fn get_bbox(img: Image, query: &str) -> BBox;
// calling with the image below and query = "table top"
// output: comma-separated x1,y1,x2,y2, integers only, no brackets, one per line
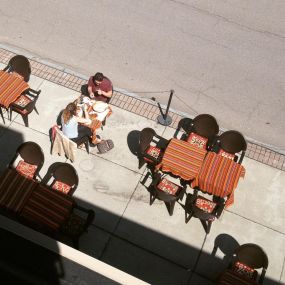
0,70,29,108
156,138,207,181
191,152,245,207
0,167,74,232
0,168,36,214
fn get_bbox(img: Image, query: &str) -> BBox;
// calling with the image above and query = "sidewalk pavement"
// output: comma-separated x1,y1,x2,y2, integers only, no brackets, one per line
0,59,284,285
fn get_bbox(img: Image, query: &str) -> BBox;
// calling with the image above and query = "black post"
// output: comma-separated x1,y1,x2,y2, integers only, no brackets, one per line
157,90,174,126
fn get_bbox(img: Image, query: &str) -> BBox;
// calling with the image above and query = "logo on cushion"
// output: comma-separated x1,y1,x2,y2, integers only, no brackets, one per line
195,197,216,213
52,181,72,194
187,133,208,149
218,149,235,160
146,146,161,159
157,178,179,195
233,261,257,280
16,160,37,179
14,95,32,108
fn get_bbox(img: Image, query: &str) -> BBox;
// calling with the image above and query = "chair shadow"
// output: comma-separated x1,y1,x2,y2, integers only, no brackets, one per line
127,130,140,156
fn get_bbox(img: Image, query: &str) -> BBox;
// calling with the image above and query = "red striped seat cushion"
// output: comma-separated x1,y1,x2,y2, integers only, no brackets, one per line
218,269,258,285
195,197,217,213
232,262,257,280
218,149,235,160
157,178,180,195
52,181,71,194
13,94,32,108
144,146,161,163
16,160,37,179
187,133,208,149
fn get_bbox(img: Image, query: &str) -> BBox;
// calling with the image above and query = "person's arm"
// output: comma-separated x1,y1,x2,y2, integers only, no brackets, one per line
97,89,112,98
87,77,95,98
76,116,91,125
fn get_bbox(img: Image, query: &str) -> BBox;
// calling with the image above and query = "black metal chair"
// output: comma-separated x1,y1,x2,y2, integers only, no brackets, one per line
212,130,247,164
184,190,225,234
175,114,219,150
138,127,169,170
9,88,41,127
218,243,268,284
59,203,95,249
142,171,186,216
41,162,79,196
4,55,31,82
9,141,44,180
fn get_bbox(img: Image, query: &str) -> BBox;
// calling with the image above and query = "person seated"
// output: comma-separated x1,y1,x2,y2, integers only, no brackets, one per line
61,103,92,143
81,72,113,103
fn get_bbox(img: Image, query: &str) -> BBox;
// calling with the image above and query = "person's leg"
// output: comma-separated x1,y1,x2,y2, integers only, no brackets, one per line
71,125,92,144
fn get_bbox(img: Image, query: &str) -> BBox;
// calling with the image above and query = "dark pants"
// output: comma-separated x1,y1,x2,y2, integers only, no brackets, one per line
71,125,92,144
81,84,89,96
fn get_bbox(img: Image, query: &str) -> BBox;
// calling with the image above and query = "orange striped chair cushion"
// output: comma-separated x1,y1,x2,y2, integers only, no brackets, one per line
187,133,208,150
195,197,217,213
0,70,29,108
156,138,207,181
16,160,37,179
218,269,258,285
52,181,71,194
13,94,32,108
218,149,235,160
191,152,245,207
157,178,179,195
233,262,257,280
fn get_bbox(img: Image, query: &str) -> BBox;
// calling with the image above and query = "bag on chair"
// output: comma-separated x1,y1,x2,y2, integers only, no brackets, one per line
97,139,114,154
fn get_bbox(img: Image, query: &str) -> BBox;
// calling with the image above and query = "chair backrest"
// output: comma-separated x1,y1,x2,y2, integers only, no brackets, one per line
174,117,193,139
215,130,247,163
192,114,219,140
7,55,31,82
16,141,44,167
24,89,41,113
139,128,156,153
43,162,79,195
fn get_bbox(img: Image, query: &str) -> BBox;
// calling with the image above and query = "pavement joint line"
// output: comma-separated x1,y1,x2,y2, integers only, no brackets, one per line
0,45,285,171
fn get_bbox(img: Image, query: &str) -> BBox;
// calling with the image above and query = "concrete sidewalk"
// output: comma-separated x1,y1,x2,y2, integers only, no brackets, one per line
0,56,284,284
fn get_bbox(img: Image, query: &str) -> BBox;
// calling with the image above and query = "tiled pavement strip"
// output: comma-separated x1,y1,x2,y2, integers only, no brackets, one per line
0,48,284,172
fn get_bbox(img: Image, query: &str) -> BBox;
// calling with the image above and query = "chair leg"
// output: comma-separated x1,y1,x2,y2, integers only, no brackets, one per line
166,201,175,216
34,106,39,115
185,211,193,224
138,157,146,169
0,108,5,124
201,219,213,234
22,115,29,127
84,139,89,154
150,193,156,205
72,237,79,250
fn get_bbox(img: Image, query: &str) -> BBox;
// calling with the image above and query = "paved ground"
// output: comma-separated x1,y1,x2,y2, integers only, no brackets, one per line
0,53,285,285
0,1,285,149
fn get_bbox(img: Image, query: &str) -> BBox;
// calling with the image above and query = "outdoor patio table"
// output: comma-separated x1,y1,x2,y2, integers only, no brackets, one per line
20,183,74,232
76,98,112,144
156,138,207,181
0,70,29,108
191,152,245,207
0,168,36,214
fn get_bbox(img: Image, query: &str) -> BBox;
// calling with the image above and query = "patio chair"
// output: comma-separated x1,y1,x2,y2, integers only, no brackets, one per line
9,88,41,127
141,171,186,216
218,243,268,284
9,141,44,180
3,54,31,82
41,162,79,196
60,203,95,249
184,190,225,234
212,130,247,164
51,126,89,162
138,127,169,169
175,114,219,150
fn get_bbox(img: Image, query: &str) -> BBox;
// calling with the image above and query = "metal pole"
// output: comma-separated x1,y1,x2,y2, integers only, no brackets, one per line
157,90,174,126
